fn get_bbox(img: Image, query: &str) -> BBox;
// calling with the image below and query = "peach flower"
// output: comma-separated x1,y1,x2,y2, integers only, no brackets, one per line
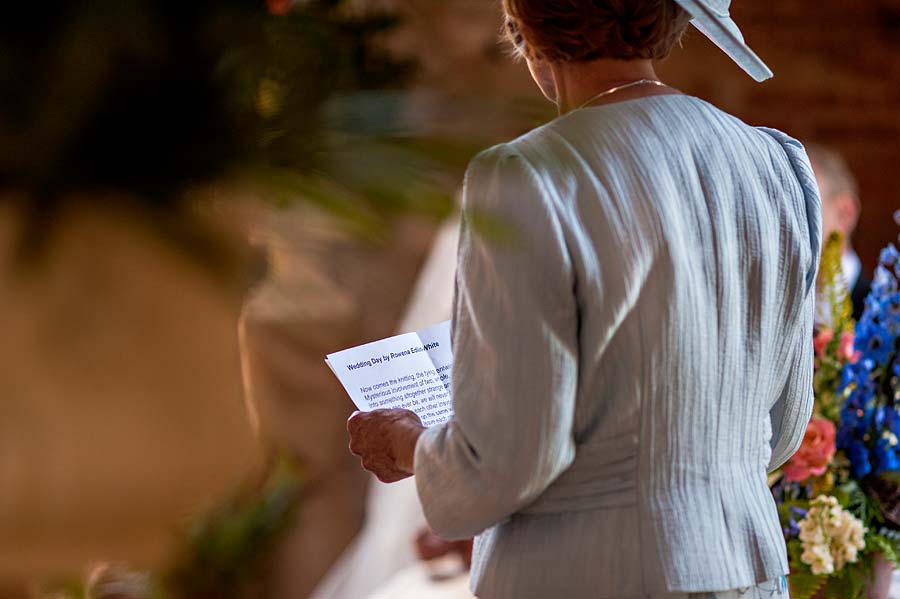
784,417,837,483
813,329,834,358
838,331,861,363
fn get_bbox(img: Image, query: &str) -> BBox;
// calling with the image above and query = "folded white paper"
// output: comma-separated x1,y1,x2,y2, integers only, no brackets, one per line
326,320,453,427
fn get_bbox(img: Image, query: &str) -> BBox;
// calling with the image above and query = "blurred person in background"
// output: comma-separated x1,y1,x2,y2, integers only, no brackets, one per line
805,143,870,320
310,214,470,599
346,0,820,598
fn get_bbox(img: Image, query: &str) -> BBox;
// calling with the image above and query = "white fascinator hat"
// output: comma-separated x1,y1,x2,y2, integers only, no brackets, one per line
673,0,773,81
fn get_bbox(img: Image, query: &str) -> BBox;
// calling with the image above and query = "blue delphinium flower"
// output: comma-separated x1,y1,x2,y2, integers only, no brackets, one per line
847,440,873,478
839,400,871,449
840,363,858,392
862,297,883,324
875,406,891,431
881,293,900,337
840,361,877,410
872,265,898,299
855,319,895,366
887,292,900,317
878,243,900,280
784,506,808,538
880,244,900,269
845,401,873,433
873,437,900,475
837,240,900,480
790,506,809,519
837,418,853,452
840,358,875,395
887,407,900,436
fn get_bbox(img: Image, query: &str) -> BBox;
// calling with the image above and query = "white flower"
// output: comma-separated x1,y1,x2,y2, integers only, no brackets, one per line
799,523,826,545
802,542,835,575
798,495,867,575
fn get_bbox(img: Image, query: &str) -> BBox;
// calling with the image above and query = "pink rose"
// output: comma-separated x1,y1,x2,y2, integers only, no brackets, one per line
839,331,861,363
783,417,837,483
814,329,834,358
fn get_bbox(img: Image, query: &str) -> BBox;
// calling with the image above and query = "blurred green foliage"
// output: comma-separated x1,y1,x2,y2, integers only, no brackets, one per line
39,458,304,599
156,458,304,599
0,0,459,273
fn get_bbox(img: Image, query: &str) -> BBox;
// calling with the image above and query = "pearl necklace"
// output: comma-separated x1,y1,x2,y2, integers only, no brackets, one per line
575,79,666,110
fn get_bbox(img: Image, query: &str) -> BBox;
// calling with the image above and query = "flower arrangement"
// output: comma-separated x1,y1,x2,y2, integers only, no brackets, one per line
771,230,900,599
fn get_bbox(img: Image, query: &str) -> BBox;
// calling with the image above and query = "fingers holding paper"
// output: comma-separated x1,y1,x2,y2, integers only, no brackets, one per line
347,408,426,483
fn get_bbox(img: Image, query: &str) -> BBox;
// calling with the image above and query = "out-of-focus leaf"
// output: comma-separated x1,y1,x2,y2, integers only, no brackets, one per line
159,457,304,599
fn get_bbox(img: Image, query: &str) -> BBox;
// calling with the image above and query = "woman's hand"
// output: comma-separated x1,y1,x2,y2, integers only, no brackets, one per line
347,408,425,483
415,527,474,569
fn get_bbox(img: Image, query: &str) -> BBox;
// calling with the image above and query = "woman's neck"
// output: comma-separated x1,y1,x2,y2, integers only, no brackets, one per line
550,59,667,114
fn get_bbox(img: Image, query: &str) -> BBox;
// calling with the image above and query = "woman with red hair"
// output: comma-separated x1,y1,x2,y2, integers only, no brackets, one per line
349,2,819,597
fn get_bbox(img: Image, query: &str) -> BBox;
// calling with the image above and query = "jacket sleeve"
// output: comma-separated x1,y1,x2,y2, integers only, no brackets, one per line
413,145,580,540
768,289,816,472
760,128,823,472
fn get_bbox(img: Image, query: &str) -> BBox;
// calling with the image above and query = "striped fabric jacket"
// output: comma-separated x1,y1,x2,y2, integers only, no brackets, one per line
414,95,821,598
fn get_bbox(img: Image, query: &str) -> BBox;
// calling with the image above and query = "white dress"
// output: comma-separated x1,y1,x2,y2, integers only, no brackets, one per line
310,216,475,599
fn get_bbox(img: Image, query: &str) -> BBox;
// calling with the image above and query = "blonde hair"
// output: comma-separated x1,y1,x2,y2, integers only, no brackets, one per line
804,143,859,203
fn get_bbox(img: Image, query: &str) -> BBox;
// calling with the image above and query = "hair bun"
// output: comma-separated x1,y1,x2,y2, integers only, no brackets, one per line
503,0,691,63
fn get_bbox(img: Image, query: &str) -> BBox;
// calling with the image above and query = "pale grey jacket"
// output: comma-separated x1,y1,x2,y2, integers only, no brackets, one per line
414,95,821,599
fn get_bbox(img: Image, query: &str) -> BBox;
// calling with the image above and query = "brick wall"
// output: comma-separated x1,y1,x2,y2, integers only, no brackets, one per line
390,0,900,271
660,0,900,271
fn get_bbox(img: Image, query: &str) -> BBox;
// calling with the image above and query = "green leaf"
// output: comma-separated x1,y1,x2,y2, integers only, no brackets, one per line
826,563,867,599
870,532,900,568
789,570,826,599
160,456,304,599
